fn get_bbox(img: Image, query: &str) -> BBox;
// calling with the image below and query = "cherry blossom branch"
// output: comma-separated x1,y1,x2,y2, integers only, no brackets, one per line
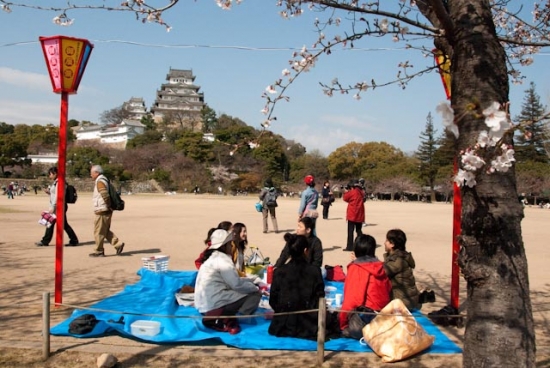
0,0,179,29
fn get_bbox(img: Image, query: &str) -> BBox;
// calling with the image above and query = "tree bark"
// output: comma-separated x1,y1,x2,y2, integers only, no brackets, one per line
449,1,536,366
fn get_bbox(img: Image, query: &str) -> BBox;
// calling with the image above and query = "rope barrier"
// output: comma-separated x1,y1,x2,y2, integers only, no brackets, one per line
54,302,467,320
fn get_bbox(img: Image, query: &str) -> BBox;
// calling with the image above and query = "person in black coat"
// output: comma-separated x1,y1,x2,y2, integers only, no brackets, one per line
274,217,323,268
268,234,325,339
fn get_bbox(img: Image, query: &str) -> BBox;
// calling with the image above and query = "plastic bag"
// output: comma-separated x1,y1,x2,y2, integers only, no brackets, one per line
361,299,434,362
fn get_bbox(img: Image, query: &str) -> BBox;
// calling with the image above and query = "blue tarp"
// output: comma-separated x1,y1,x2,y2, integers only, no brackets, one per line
51,269,462,353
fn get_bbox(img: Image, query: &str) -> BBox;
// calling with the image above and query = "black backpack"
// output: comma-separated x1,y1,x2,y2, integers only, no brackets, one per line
68,314,98,335
65,184,78,204
107,179,125,211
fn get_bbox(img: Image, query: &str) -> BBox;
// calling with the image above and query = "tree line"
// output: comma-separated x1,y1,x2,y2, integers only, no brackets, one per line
1,84,548,199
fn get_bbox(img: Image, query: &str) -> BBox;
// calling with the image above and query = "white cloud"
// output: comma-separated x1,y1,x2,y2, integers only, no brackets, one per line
0,67,51,92
0,98,58,125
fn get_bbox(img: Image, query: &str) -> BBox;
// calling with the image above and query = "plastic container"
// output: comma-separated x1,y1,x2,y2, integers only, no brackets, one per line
175,293,195,307
141,255,170,272
130,320,161,336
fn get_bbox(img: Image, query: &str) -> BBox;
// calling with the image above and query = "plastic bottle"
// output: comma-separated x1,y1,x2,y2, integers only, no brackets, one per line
267,265,274,284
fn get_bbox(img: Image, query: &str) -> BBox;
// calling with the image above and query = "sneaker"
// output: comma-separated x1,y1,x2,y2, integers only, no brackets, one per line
65,242,79,247
342,248,353,252
89,251,105,257
115,243,125,255
35,242,48,247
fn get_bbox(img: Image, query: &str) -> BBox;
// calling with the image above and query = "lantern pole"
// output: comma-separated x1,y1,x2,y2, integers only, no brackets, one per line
40,35,93,305
434,50,461,311
54,91,69,305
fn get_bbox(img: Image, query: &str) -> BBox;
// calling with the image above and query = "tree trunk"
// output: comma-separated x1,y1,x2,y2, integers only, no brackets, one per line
450,1,535,366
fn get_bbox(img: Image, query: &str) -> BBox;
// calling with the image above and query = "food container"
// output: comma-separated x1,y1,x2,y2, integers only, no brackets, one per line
130,320,161,336
141,255,170,272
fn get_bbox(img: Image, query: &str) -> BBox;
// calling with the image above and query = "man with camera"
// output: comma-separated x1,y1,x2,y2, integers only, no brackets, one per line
342,180,365,252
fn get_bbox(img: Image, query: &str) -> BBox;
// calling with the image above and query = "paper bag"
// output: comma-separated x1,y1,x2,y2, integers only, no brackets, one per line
361,299,434,362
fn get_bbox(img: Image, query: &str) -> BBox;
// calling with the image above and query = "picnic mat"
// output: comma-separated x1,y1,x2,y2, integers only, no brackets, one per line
51,269,462,353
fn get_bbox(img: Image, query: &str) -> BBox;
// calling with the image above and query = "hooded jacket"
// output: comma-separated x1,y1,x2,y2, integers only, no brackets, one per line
339,256,392,330
383,249,420,310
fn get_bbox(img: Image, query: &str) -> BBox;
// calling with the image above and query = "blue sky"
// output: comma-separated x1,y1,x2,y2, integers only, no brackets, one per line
1,1,549,156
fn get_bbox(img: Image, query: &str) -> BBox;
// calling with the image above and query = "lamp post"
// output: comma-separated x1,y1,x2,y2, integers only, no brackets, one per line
434,49,461,312
40,35,93,305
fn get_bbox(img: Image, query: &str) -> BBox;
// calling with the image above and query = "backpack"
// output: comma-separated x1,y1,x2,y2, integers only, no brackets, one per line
102,178,125,211
325,265,346,282
264,189,277,207
68,314,99,335
65,184,78,204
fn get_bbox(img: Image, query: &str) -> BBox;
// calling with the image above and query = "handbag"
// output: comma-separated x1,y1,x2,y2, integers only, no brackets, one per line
347,306,376,339
302,193,319,218
361,299,434,362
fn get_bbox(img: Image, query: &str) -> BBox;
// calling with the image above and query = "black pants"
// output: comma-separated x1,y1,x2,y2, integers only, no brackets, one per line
346,221,362,250
322,203,330,219
42,206,79,245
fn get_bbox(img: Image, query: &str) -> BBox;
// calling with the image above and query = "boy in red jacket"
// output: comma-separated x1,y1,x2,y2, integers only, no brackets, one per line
339,234,392,338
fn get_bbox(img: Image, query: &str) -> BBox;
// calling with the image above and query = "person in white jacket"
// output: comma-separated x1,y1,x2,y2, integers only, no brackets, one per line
194,229,262,334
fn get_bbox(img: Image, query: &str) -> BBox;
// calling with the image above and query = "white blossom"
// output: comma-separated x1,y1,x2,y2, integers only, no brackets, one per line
282,69,291,77
248,142,259,149
260,106,269,115
265,85,277,94
353,93,361,100
461,149,485,171
482,101,508,132
454,169,477,188
380,19,389,33
436,101,459,138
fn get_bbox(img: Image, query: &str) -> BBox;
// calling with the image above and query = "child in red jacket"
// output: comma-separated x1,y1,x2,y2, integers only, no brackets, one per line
339,234,392,338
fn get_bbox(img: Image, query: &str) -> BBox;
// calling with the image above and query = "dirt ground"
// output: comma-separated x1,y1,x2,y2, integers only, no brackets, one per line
1,193,549,367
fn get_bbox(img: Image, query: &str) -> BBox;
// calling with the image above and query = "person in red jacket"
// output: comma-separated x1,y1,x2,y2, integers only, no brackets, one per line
342,180,365,251
339,234,392,338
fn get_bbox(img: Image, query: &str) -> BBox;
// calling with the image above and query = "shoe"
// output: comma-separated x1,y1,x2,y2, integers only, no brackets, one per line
343,248,353,252
89,251,105,257
35,242,48,247
227,320,241,335
115,243,125,255
65,242,79,247
262,231,267,234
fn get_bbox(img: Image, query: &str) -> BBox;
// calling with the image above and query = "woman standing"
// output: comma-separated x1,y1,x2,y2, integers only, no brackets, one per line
321,181,333,220
298,175,319,236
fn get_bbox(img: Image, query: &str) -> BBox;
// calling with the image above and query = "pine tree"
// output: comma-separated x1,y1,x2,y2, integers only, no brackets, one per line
514,82,550,163
416,112,439,201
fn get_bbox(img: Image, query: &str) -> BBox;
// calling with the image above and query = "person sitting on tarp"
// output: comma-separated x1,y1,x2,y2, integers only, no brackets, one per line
194,229,262,334
274,217,323,268
268,234,326,339
339,234,392,339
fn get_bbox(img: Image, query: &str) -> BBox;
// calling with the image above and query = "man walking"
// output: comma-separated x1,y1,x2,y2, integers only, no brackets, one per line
36,167,79,247
89,165,125,257
343,180,365,251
